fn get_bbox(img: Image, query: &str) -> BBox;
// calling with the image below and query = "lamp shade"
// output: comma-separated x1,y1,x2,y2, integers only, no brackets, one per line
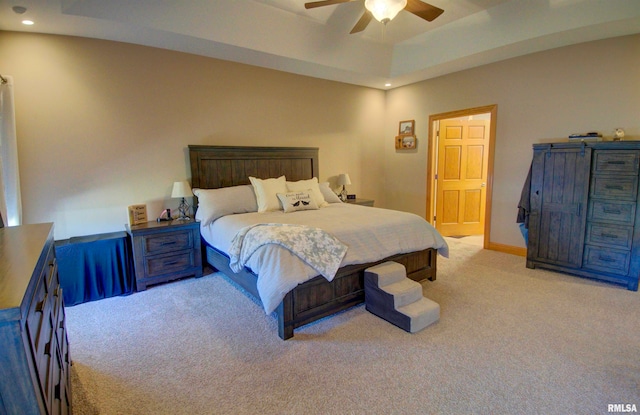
337,174,352,186
364,0,407,23
171,181,192,198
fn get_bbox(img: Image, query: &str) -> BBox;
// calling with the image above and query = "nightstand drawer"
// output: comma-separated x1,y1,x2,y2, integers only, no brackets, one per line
143,230,194,255
145,250,196,277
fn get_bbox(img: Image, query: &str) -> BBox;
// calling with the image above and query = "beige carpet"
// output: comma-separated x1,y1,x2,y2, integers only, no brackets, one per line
66,237,640,414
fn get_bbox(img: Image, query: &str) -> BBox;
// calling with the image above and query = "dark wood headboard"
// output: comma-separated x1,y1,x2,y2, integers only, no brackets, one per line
188,145,319,189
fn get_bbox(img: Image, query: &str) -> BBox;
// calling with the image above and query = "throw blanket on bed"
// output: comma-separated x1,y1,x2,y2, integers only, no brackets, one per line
229,223,348,282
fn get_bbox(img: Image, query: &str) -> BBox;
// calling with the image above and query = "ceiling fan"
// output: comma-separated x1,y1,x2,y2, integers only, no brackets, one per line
304,0,444,34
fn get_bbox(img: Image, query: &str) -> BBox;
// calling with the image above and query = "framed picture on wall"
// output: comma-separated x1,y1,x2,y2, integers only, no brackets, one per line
399,120,415,136
395,135,417,149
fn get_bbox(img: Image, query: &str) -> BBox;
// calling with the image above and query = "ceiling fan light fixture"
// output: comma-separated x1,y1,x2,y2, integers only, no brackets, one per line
364,0,407,23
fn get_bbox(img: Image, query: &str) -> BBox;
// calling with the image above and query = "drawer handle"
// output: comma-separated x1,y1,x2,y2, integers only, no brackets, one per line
600,233,619,239
164,260,179,266
606,160,626,165
605,185,624,190
598,256,616,263
161,241,177,246
603,208,622,214
36,293,48,313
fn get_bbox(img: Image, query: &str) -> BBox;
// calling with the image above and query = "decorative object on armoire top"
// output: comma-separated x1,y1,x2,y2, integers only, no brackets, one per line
568,132,602,142
172,180,192,220
614,128,626,141
337,173,351,202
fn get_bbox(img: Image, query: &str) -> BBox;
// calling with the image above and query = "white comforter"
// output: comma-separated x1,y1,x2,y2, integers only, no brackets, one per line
200,203,448,314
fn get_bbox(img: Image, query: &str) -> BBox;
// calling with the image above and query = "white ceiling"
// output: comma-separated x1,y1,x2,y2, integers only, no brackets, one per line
1,0,639,89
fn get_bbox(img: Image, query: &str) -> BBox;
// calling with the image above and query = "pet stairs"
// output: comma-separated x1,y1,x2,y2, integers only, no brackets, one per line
364,261,440,333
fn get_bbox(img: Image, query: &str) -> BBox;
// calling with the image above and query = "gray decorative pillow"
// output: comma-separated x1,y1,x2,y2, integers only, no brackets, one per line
193,185,258,226
277,190,319,213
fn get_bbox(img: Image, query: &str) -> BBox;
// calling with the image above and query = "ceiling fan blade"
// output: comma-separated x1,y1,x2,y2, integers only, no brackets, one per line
405,0,444,22
350,11,373,34
304,0,353,9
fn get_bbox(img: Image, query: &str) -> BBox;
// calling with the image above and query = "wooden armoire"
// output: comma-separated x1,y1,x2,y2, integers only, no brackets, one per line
526,141,640,291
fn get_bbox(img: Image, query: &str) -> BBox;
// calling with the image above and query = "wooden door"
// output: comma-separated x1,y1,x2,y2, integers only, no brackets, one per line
436,118,490,236
527,146,591,268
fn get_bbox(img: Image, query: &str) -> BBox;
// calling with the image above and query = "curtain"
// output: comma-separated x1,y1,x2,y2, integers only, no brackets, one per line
0,75,22,226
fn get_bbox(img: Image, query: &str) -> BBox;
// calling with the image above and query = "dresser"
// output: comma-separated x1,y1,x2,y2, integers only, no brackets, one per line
0,223,72,415
526,142,640,291
126,219,202,290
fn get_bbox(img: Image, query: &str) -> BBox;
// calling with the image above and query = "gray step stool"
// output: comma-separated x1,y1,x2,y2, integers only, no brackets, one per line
364,261,440,333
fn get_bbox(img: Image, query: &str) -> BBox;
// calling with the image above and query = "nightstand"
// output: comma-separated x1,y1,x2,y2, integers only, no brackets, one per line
346,198,374,207
126,219,202,290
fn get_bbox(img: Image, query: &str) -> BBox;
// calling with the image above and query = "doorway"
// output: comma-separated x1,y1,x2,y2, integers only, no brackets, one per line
427,105,497,249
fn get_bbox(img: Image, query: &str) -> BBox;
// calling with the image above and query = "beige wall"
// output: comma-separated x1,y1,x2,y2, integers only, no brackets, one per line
0,32,386,239
1,31,638,248
385,34,640,248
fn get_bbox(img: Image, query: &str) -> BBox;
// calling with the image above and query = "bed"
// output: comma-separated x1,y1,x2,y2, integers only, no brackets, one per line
189,145,447,339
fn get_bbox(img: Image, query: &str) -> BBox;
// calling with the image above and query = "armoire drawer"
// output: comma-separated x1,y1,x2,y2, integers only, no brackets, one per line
589,200,636,225
585,223,633,250
593,151,639,174
582,245,630,276
590,176,638,200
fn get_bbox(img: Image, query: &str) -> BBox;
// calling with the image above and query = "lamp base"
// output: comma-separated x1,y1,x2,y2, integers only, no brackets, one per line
339,186,348,202
177,198,191,221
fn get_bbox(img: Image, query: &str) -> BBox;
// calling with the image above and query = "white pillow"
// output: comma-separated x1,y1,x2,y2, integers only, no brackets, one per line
286,177,328,207
249,176,287,212
276,191,319,213
193,185,258,226
319,182,343,204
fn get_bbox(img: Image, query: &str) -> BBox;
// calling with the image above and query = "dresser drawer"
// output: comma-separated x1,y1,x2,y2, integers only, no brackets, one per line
143,230,194,255
589,200,636,225
593,151,639,174
583,245,630,276
145,250,196,277
586,223,633,250
26,269,54,362
590,176,638,201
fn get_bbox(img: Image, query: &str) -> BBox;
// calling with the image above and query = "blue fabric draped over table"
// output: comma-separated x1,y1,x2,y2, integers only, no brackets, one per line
55,231,135,306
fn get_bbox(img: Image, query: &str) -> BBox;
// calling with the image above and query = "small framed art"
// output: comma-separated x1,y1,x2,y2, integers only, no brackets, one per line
128,204,148,225
399,120,415,136
395,135,417,149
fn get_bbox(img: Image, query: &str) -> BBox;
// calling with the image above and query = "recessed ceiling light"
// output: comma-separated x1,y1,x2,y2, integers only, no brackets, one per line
385,83,391,87
22,19,34,25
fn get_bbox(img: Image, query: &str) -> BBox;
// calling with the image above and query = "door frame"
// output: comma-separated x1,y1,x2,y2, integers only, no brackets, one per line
427,104,497,249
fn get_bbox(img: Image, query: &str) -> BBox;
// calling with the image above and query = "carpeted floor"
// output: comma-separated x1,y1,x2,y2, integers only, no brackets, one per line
65,237,640,414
